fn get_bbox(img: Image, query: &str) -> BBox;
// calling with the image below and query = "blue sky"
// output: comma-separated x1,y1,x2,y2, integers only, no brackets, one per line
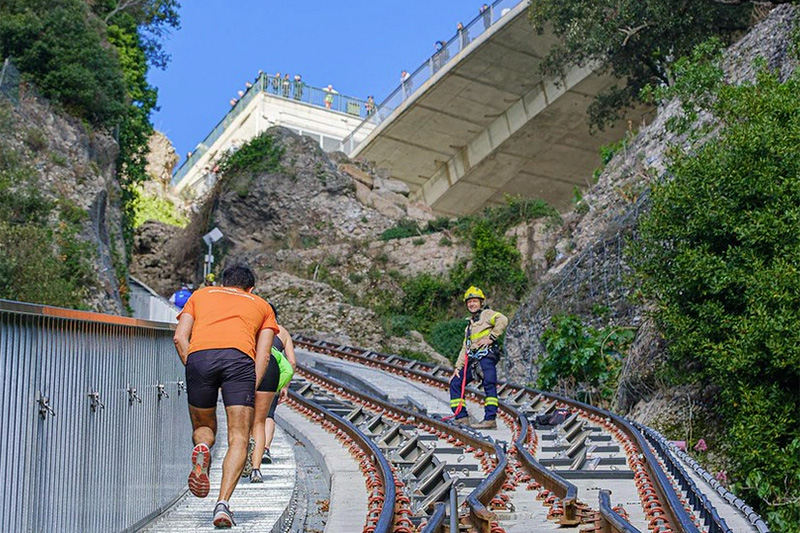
148,1,491,164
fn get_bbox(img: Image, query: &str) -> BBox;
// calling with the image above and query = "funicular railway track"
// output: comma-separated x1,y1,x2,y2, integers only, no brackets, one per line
288,335,768,533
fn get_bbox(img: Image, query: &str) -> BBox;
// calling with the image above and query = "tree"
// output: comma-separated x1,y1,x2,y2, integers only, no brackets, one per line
528,0,754,129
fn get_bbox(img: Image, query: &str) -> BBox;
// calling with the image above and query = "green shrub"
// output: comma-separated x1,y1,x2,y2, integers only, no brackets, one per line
429,318,468,363
383,314,420,337
380,218,421,241
632,43,800,530
401,273,454,326
218,133,284,177
131,187,188,228
537,315,633,405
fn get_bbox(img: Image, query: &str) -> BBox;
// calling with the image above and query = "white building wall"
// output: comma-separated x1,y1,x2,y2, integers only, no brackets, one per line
174,91,376,198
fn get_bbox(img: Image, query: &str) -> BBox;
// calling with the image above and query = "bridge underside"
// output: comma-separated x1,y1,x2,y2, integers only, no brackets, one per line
354,4,646,215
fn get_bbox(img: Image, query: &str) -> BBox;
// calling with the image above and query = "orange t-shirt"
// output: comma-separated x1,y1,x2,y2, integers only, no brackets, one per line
178,286,278,359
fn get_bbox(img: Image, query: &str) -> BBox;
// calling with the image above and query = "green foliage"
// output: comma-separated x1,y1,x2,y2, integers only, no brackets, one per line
0,0,127,124
429,318,468,363
401,273,455,324
454,194,558,236
462,220,527,298
528,0,752,129
0,0,180,257
0,163,96,308
632,47,800,530
380,218,422,241
218,133,284,178
131,187,188,228
538,315,633,405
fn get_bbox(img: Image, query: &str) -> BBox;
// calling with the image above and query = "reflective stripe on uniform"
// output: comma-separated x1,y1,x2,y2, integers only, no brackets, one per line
451,399,467,407
484,396,498,406
490,312,501,326
469,328,492,342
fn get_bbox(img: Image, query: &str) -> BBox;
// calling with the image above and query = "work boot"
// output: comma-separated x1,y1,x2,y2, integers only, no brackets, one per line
470,419,497,430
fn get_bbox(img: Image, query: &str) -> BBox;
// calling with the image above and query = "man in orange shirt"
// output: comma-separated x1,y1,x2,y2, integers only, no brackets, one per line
173,263,278,528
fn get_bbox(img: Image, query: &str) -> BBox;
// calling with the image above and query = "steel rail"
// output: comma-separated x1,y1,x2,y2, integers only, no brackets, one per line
599,489,643,533
297,363,509,533
294,335,702,533
287,386,396,533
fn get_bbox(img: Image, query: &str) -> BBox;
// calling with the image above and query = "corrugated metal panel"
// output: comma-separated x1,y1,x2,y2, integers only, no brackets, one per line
0,300,191,532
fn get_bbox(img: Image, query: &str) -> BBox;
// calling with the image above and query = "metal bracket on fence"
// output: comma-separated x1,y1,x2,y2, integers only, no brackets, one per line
157,383,169,400
88,391,105,412
127,384,142,405
177,379,186,396
37,393,56,419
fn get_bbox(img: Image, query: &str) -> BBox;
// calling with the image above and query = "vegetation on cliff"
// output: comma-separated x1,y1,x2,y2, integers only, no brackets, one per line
0,0,180,256
631,40,800,530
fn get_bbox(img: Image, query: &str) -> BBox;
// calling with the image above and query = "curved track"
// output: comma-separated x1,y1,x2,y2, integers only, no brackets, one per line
139,336,769,533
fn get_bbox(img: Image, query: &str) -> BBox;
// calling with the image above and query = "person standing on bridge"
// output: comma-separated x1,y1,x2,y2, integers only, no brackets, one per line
249,303,296,483
173,263,278,528
448,286,508,430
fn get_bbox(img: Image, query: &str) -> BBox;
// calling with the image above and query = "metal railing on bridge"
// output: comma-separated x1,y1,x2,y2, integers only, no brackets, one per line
171,73,369,186
0,300,189,533
339,0,526,155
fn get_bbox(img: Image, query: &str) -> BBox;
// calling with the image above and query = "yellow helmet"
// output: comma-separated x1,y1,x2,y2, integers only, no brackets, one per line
463,286,486,301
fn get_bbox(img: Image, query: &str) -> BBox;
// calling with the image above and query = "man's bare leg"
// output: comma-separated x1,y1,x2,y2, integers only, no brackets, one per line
250,391,275,469
217,405,254,502
189,405,218,448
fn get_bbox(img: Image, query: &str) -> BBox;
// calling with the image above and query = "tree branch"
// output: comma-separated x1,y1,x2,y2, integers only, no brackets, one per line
618,23,650,47
103,0,145,23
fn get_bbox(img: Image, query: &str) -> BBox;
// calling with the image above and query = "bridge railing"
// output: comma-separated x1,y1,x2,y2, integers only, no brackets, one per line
172,74,369,186
0,300,189,533
340,0,525,155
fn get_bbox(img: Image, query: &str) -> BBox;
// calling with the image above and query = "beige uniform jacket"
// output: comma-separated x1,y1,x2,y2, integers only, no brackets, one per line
454,307,508,370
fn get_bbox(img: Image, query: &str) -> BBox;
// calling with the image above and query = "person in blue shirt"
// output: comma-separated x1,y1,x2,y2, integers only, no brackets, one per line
170,284,193,309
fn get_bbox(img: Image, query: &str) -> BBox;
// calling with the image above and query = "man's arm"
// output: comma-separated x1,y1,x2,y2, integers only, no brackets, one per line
284,334,297,371
173,314,194,365
254,328,275,389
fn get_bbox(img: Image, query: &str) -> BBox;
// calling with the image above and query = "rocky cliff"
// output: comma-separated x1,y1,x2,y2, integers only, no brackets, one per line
130,128,464,363
0,91,126,313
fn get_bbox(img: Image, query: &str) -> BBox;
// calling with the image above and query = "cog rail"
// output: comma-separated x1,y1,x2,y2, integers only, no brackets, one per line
293,335,715,533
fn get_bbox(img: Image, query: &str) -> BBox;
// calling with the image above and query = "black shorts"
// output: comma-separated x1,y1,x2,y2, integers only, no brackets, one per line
257,353,279,393
186,348,255,408
267,394,279,420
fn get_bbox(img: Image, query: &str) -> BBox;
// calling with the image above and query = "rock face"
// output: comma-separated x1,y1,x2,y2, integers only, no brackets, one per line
132,127,463,358
0,93,125,313
504,5,798,416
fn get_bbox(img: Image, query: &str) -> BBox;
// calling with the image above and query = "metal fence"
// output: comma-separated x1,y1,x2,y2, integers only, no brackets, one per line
505,192,650,384
339,0,525,154
0,300,190,533
171,73,369,186
0,57,21,105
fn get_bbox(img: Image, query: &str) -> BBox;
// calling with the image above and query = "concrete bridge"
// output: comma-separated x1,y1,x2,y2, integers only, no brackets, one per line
341,0,643,215
173,0,644,213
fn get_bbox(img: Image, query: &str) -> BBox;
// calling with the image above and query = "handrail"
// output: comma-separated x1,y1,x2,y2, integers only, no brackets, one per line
0,298,175,330
339,0,526,155
172,73,369,186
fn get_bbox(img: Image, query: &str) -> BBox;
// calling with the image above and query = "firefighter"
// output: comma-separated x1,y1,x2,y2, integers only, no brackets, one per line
448,286,508,429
